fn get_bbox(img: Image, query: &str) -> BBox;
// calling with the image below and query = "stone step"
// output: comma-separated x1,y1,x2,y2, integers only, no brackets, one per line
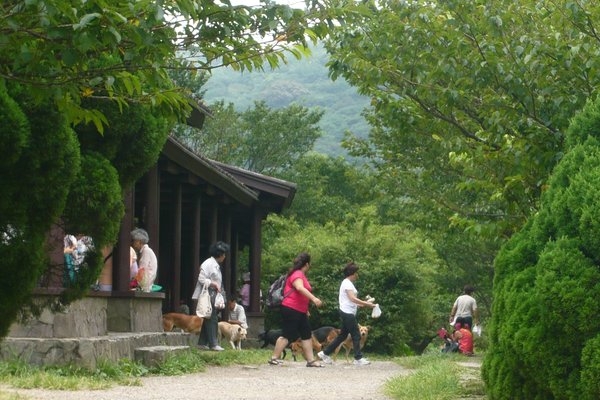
134,345,190,367
0,331,195,369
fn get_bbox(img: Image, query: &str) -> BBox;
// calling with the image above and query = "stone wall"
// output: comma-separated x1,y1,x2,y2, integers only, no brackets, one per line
1,291,266,368
8,297,107,338
1,290,168,368
0,332,195,369
8,290,165,338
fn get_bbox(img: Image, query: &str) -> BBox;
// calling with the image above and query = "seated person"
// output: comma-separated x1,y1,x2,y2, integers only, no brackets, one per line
227,297,248,329
438,327,458,353
453,323,474,355
130,228,158,292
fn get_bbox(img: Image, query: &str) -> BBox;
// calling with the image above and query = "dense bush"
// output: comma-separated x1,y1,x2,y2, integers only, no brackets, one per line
261,211,448,355
0,84,81,336
482,97,600,399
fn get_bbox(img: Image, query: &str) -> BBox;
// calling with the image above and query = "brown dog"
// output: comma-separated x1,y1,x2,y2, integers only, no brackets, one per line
324,328,341,347
290,334,322,361
162,312,203,334
218,321,248,350
333,324,369,362
313,326,341,348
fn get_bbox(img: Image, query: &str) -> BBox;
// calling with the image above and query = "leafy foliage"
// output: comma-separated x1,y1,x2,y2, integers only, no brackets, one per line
482,96,600,399
0,0,350,129
279,153,377,224
261,213,447,355
0,0,353,338
177,100,324,174
324,0,600,239
0,83,80,337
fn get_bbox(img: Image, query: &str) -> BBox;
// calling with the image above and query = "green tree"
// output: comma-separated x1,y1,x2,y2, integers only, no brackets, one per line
323,0,600,328
175,100,243,162
482,97,600,399
326,0,600,238
279,152,377,225
0,0,350,338
1,0,346,128
177,100,324,174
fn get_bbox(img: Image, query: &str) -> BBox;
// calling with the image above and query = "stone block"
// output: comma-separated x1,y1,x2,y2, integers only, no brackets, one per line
106,295,163,332
8,297,107,338
134,345,190,367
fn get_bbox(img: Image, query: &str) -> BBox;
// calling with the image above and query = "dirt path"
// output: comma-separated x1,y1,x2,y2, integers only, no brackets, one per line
1,360,410,400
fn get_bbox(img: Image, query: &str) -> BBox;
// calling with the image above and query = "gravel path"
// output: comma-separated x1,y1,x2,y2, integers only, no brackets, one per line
1,360,409,400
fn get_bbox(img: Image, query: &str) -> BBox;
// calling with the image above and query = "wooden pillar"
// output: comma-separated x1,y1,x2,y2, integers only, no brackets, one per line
192,194,202,296
221,209,232,298
249,208,263,313
171,183,182,311
229,232,239,300
146,165,160,255
209,200,218,245
114,189,135,292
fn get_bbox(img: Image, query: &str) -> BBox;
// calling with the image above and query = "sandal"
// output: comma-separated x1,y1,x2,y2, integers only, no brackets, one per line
306,360,324,368
268,358,282,365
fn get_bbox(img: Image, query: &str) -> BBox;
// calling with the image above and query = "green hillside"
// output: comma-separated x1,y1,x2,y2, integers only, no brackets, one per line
202,44,371,157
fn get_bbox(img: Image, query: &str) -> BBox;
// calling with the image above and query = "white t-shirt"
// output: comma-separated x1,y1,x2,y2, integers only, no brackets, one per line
339,278,358,315
453,294,477,318
198,256,222,289
228,303,248,329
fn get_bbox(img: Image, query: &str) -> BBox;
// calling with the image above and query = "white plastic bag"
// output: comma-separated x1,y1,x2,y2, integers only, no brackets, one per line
214,291,226,310
473,324,482,337
371,304,382,318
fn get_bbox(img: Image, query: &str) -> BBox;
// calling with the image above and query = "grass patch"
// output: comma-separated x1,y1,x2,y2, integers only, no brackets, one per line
0,357,146,390
0,391,29,400
0,348,276,391
386,353,486,400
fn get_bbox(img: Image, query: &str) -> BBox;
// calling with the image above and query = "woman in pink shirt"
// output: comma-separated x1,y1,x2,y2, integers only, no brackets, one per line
269,252,324,367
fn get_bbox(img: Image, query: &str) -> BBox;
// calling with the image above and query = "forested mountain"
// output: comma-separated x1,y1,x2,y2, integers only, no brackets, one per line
202,44,370,157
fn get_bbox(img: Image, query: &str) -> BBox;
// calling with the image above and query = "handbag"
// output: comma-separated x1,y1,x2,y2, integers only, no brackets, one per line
196,282,212,318
214,291,226,310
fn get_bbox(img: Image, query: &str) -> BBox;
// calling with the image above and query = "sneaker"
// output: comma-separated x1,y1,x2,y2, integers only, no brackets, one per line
211,345,225,351
197,344,209,350
317,351,333,364
353,357,371,366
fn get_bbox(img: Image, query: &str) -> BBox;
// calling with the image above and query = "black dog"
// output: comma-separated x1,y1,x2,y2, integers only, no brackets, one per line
258,328,287,359
312,326,339,346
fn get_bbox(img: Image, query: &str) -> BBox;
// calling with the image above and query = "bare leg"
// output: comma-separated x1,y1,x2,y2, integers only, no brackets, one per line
301,338,314,362
271,336,288,360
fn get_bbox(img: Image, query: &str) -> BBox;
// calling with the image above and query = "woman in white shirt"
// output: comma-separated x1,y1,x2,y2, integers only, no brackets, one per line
193,241,230,351
317,262,376,365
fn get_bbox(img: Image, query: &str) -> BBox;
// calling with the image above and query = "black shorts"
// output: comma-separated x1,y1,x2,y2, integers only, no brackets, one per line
280,305,312,342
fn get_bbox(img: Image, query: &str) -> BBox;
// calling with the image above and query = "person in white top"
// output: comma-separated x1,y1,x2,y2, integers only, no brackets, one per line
193,241,230,351
227,297,248,329
129,246,138,280
318,262,376,366
130,228,158,292
449,285,478,331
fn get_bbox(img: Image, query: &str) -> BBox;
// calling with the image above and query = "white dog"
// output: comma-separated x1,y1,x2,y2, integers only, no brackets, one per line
218,321,248,350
